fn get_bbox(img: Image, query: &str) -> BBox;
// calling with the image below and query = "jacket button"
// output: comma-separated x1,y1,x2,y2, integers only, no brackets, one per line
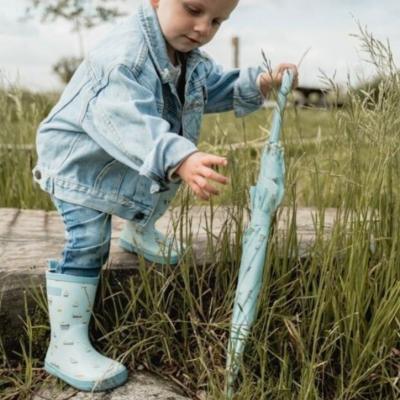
34,170,41,180
135,212,145,220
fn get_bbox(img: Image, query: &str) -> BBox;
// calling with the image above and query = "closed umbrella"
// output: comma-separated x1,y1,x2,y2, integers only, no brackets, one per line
226,69,294,399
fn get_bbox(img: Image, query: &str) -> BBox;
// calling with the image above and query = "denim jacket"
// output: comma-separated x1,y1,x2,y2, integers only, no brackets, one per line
33,0,264,224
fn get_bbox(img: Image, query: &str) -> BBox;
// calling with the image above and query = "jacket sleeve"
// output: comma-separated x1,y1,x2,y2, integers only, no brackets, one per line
83,63,198,191
202,57,265,117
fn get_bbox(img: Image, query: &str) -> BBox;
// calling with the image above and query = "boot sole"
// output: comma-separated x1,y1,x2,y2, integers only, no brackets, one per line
119,238,180,265
45,361,128,392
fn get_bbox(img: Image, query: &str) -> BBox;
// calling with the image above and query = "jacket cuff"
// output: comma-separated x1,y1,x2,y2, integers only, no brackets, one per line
233,66,264,117
139,138,198,191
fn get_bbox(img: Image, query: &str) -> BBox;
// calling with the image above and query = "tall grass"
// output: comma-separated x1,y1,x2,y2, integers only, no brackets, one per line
0,77,55,210
2,28,400,399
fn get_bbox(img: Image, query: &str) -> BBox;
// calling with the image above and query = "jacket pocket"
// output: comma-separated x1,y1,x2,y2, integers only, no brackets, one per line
94,159,131,196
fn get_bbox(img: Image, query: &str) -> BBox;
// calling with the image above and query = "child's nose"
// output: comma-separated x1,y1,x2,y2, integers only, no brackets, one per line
194,18,212,36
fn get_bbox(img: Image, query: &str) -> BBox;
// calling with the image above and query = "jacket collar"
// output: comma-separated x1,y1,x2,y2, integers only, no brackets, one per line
137,1,204,82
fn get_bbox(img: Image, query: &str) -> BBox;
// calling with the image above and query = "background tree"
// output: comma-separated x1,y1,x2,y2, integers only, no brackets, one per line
24,0,127,83
52,56,83,84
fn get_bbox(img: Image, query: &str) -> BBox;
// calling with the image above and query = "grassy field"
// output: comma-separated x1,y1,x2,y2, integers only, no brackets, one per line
0,86,335,210
0,85,56,210
3,31,400,399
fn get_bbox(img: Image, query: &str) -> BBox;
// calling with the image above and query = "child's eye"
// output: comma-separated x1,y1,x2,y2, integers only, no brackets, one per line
185,6,201,15
212,19,222,26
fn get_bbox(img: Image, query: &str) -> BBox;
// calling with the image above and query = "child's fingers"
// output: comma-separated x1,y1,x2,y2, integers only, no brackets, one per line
176,152,230,200
200,166,229,185
192,180,221,201
277,63,299,88
200,155,229,184
197,180,220,197
190,169,228,200
191,181,217,201
201,154,228,168
192,185,211,201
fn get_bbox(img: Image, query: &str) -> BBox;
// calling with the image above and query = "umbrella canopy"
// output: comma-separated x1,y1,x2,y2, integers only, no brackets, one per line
226,69,294,399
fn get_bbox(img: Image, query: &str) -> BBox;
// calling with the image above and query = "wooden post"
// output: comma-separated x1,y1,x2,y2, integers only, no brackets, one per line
231,36,239,68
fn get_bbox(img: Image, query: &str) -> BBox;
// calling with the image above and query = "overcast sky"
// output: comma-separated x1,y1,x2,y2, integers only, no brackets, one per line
1,0,399,93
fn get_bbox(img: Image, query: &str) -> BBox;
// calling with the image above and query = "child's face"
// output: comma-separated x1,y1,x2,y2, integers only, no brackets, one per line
150,0,239,62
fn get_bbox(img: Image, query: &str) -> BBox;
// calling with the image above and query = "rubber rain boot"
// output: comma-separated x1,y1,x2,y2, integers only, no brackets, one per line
45,271,128,391
119,183,184,264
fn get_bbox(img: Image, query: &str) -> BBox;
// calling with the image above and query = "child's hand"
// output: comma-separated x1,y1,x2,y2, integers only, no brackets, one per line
259,63,299,96
175,152,229,201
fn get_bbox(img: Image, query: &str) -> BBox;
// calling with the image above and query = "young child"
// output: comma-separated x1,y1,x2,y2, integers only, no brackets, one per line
33,0,298,392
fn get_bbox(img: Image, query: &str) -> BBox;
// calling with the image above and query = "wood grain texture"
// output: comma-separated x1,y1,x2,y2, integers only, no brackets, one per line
0,206,337,349
0,206,337,276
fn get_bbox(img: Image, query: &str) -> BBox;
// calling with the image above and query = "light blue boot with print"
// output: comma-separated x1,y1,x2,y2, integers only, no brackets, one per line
119,183,185,264
45,271,128,391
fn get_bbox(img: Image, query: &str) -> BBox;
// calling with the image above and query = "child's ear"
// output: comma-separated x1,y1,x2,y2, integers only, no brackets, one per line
149,0,159,8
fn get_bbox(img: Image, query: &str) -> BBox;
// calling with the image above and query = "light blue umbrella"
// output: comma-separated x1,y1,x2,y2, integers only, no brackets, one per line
226,69,294,398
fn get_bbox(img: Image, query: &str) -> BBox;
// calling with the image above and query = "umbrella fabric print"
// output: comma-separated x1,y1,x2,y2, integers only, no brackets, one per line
226,69,294,399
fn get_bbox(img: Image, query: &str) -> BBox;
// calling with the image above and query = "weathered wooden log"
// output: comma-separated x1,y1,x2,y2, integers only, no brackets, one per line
0,206,335,359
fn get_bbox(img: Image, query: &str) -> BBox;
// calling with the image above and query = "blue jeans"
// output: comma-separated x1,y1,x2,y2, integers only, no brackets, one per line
51,197,112,277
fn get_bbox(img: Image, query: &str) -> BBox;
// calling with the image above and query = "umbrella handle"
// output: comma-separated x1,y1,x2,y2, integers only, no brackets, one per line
269,69,294,143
